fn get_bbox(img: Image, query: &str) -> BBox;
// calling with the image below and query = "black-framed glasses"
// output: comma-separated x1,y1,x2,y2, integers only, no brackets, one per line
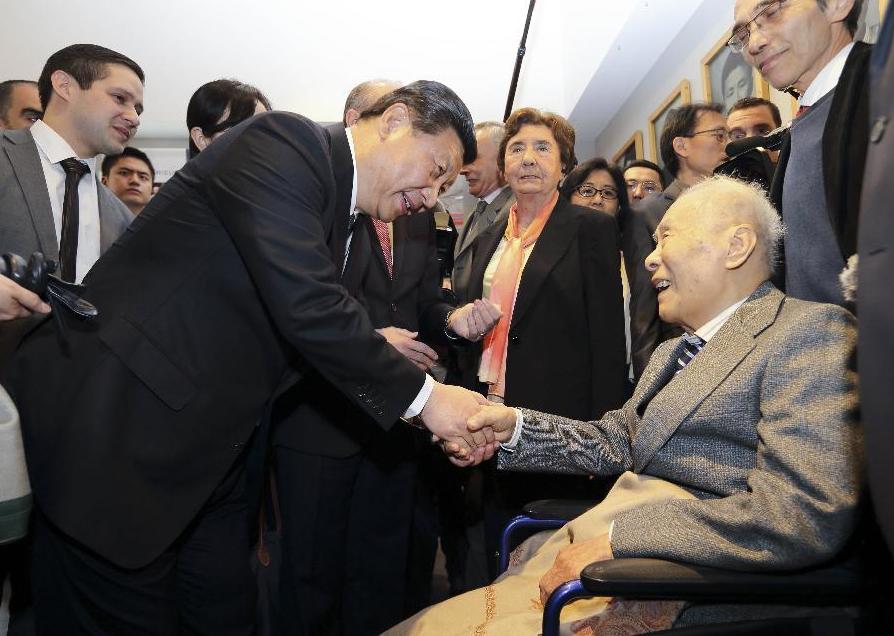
625,179,661,195
684,128,731,144
727,0,789,53
575,184,618,200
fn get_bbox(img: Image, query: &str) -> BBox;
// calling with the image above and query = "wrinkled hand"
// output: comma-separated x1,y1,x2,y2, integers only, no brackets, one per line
420,383,496,465
448,299,502,342
0,276,50,321
539,533,613,604
467,403,518,443
377,327,438,370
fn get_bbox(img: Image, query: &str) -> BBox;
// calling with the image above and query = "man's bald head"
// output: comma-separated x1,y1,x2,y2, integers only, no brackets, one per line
343,79,402,126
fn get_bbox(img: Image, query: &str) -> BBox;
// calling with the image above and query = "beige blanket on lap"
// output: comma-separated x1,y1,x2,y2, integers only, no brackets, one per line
384,472,696,635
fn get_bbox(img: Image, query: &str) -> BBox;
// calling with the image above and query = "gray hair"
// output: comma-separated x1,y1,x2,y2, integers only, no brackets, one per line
342,79,402,124
680,175,785,274
474,120,505,147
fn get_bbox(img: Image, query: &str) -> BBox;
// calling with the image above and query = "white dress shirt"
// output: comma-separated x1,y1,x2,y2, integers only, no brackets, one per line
344,127,434,417
800,42,854,107
29,120,101,284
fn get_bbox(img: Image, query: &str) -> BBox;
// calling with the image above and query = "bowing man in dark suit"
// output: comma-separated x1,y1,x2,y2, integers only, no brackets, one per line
461,108,628,578
272,80,500,635
4,81,495,635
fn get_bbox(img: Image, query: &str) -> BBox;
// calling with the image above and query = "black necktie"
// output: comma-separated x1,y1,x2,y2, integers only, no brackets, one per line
675,333,705,374
461,199,487,250
58,157,90,282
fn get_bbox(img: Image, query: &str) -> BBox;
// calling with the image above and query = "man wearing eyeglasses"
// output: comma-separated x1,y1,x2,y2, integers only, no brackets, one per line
625,103,728,380
732,0,870,306
623,159,666,203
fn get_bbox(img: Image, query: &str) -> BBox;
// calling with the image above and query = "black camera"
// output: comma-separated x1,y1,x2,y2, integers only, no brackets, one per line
1,251,98,319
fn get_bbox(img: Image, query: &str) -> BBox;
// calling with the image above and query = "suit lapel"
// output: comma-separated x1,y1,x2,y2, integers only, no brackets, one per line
343,215,371,291
466,216,507,300
97,179,133,252
510,198,576,329
632,283,783,472
456,186,513,261
4,130,59,258
325,125,354,268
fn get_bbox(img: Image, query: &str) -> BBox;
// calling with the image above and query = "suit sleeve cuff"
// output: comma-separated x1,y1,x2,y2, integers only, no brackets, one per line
403,374,435,418
499,408,525,452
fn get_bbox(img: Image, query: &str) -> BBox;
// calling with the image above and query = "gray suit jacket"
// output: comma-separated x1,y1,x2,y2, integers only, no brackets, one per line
451,186,514,303
500,282,861,571
0,127,133,261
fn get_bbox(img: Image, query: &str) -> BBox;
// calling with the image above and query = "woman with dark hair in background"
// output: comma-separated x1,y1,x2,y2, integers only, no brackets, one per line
560,157,634,384
460,109,628,580
186,79,272,157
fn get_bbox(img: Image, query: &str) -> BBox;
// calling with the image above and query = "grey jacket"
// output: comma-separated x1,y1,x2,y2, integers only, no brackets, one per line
0,127,133,260
500,282,861,571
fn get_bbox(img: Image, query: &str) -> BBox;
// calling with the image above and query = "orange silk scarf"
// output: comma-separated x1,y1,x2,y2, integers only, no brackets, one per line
478,191,558,399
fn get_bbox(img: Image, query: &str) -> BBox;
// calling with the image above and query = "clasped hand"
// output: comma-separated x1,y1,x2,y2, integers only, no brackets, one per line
447,299,502,342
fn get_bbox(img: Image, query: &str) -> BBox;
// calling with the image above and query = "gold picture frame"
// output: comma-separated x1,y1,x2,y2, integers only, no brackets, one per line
649,80,691,165
612,131,644,167
701,32,770,111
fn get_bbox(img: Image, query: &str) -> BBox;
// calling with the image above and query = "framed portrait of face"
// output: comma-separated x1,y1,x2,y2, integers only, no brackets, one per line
702,33,769,114
648,80,691,167
612,131,644,168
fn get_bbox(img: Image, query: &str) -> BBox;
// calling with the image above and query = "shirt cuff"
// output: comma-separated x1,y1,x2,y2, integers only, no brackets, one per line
403,374,435,418
499,408,525,452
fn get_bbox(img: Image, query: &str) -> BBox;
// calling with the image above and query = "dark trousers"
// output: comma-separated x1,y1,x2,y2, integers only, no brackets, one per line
30,456,255,636
275,429,417,636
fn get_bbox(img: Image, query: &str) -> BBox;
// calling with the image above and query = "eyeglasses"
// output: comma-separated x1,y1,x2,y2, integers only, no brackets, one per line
625,180,661,195
684,128,730,144
575,184,618,200
727,0,789,53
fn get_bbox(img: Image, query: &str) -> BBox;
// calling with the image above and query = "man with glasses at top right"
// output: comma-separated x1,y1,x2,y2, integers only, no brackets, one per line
731,0,869,306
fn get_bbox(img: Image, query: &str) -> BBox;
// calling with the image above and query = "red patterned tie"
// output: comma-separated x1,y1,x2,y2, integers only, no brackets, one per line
372,218,393,277
795,104,811,118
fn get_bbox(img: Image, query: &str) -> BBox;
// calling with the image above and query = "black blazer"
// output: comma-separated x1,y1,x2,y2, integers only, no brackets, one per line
771,41,872,270
273,209,453,458
4,114,425,568
462,197,628,421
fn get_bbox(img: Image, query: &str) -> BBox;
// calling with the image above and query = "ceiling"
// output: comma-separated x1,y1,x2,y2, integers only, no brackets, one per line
0,0,708,152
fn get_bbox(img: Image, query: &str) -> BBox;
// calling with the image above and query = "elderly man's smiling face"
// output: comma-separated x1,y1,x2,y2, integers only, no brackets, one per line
733,0,855,94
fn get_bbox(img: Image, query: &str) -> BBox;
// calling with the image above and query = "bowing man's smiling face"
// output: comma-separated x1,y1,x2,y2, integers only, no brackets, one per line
359,102,463,222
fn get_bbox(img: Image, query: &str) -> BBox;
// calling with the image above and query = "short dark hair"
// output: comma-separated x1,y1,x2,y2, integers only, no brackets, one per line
101,146,155,181
817,0,863,36
186,79,272,158
624,159,668,189
497,107,576,176
560,157,630,226
660,103,724,178
728,96,783,128
38,44,145,111
0,80,38,122
358,80,477,165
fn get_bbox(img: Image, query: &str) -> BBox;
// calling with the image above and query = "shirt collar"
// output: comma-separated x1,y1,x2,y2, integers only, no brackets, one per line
800,42,854,107
30,119,97,174
345,126,359,221
694,297,748,342
482,186,504,205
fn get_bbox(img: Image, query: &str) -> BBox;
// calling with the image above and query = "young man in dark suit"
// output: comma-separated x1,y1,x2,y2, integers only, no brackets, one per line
5,80,496,635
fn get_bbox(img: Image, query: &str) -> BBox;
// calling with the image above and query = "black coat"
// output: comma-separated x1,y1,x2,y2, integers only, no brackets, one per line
4,114,424,568
462,196,628,421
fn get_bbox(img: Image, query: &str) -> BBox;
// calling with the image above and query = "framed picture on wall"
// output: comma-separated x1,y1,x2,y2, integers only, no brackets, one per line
612,131,644,167
857,0,888,44
649,80,691,166
701,33,769,113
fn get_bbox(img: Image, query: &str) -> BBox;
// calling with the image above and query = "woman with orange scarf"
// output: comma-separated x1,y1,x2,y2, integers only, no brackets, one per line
460,108,629,580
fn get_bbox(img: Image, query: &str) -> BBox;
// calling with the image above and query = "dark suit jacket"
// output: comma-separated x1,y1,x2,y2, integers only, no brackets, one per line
858,11,894,555
462,196,627,421
452,186,514,303
273,209,453,458
623,180,686,380
4,113,425,568
771,41,872,277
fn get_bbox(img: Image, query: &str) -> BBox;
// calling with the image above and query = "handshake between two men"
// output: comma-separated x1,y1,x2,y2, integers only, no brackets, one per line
381,296,520,467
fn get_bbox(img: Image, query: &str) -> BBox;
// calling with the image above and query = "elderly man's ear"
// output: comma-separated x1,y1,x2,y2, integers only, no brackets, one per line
725,225,758,270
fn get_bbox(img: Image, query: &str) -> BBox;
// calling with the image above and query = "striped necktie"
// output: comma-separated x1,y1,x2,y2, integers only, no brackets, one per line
675,333,706,374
